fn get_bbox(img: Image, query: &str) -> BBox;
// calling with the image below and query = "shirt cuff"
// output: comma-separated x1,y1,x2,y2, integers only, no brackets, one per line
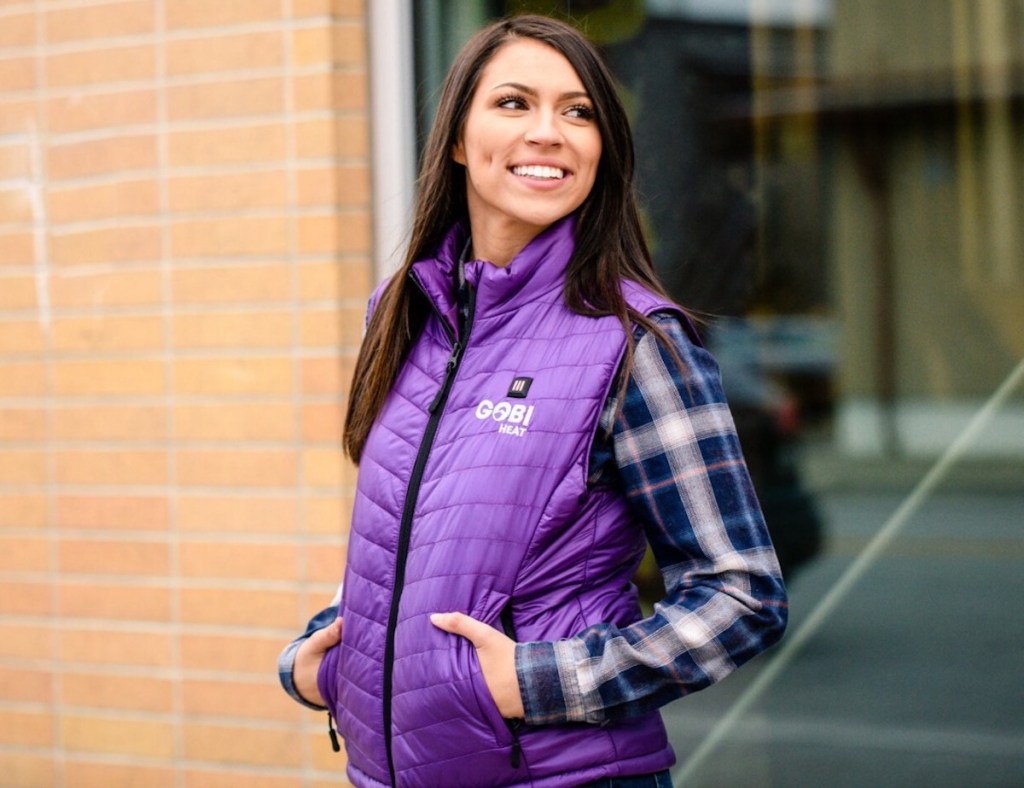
278,638,328,711
516,639,593,726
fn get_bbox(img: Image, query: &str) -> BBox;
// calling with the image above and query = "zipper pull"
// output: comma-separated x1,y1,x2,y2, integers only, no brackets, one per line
327,712,341,753
507,718,523,768
428,341,463,414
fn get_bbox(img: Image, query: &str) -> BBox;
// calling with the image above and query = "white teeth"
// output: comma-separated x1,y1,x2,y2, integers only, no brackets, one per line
512,165,565,179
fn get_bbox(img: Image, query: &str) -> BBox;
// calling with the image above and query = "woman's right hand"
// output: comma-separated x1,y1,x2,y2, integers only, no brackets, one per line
294,616,343,707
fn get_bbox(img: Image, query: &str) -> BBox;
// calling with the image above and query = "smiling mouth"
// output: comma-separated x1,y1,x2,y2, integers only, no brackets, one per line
511,165,566,180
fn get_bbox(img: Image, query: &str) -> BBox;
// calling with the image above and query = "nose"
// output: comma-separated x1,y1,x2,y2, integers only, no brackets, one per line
524,109,562,146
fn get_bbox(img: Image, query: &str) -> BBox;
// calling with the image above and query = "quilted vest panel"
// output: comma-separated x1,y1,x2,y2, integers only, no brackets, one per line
330,217,680,787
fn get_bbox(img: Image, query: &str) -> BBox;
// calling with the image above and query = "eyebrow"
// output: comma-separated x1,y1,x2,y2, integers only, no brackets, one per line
489,81,590,101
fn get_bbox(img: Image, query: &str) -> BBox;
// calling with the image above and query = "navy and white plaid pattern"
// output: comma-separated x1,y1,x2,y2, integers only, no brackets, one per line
281,313,787,725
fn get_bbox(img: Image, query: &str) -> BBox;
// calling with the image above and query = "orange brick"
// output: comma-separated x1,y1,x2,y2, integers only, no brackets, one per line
0,143,30,180
301,355,349,395
293,0,332,16
53,404,166,441
0,407,46,440
59,627,173,667
183,722,302,768
0,623,51,660
173,357,292,395
298,260,341,301
48,179,160,224
58,582,172,622
180,586,298,628
171,264,290,304
62,672,173,712
0,362,46,396
170,215,289,258
46,45,154,88
339,164,372,207
297,166,336,206
62,714,174,758
334,0,365,17
295,117,336,159
173,402,294,441
57,495,168,532
183,677,299,721
168,123,287,168
0,319,44,355
305,542,346,584
0,275,36,309
0,710,53,747
305,495,350,535
293,72,331,112
165,0,282,30
58,538,170,576
0,535,49,573
292,27,332,67
184,769,302,788
166,30,283,76
180,540,297,581
335,22,366,67
49,225,161,266
176,448,297,488
338,211,371,253
56,450,166,486
0,451,46,485
336,70,367,111
169,169,288,213
302,447,350,487
0,12,34,49
0,492,46,528
0,186,32,224
64,762,175,788
47,134,157,181
177,495,298,534
0,55,34,92
308,728,348,772
45,1,154,43
336,259,373,300
0,98,35,136
297,213,338,254
0,666,52,704
181,632,292,673
51,314,163,353
0,581,51,616
336,116,369,158
0,753,55,788
0,230,33,265
49,268,163,308
301,402,343,442
172,310,291,350
47,89,157,134
299,309,341,347
167,76,284,122
53,359,164,396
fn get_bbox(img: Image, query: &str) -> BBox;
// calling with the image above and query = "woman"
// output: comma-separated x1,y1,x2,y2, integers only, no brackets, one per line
280,14,787,787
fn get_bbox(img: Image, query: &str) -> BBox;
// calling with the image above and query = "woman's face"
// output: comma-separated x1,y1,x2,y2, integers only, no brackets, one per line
453,38,602,253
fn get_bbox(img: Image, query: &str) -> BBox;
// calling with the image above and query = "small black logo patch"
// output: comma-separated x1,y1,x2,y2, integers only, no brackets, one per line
507,376,533,398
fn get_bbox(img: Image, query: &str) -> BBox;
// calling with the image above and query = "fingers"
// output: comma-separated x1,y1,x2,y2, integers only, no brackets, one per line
307,616,343,654
430,611,493,647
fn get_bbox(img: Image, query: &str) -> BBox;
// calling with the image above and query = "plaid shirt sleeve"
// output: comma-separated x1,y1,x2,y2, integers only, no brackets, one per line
515,312,789,725
278,584,342,710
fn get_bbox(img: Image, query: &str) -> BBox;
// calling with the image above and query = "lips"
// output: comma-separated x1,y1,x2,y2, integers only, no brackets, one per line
511,164,566,180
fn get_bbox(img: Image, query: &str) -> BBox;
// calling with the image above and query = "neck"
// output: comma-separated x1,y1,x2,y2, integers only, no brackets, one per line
466,216,552,268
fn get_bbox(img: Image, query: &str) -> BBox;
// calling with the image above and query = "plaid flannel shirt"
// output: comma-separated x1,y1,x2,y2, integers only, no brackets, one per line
279,312,788,721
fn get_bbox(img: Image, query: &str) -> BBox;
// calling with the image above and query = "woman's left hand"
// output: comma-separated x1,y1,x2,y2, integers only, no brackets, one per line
430,611,526,719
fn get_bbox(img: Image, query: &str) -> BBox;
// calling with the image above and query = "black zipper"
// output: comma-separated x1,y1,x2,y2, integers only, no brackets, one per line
382,281,475,786
499,604,525,770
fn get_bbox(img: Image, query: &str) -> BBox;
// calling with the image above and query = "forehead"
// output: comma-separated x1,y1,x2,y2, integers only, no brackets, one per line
478,38,585,89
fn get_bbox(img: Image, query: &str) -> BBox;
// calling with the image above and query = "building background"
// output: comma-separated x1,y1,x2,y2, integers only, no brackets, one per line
0,0,369,785
2,1,1022,786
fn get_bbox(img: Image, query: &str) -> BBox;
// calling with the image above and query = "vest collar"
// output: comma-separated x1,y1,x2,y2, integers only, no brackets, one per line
410,214,578,337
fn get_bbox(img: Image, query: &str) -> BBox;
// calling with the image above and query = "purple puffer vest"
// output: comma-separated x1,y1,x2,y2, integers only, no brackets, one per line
322,216,680,787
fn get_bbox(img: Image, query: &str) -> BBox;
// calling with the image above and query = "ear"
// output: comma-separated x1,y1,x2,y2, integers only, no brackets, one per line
451,138,467,166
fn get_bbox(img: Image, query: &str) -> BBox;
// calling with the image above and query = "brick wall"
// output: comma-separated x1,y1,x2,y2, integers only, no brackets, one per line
0,1,370,785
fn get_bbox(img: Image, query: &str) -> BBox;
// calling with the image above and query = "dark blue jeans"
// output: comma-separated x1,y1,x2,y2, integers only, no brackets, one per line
577,769,673,788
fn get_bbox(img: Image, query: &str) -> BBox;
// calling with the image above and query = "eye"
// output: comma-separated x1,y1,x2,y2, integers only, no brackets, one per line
565,104,595,121
495,93,528,111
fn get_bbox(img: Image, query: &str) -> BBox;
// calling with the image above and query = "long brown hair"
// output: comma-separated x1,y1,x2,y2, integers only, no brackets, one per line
344,14,685,462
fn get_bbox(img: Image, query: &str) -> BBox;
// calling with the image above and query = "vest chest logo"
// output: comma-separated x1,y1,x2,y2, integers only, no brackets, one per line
474,398,535,438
